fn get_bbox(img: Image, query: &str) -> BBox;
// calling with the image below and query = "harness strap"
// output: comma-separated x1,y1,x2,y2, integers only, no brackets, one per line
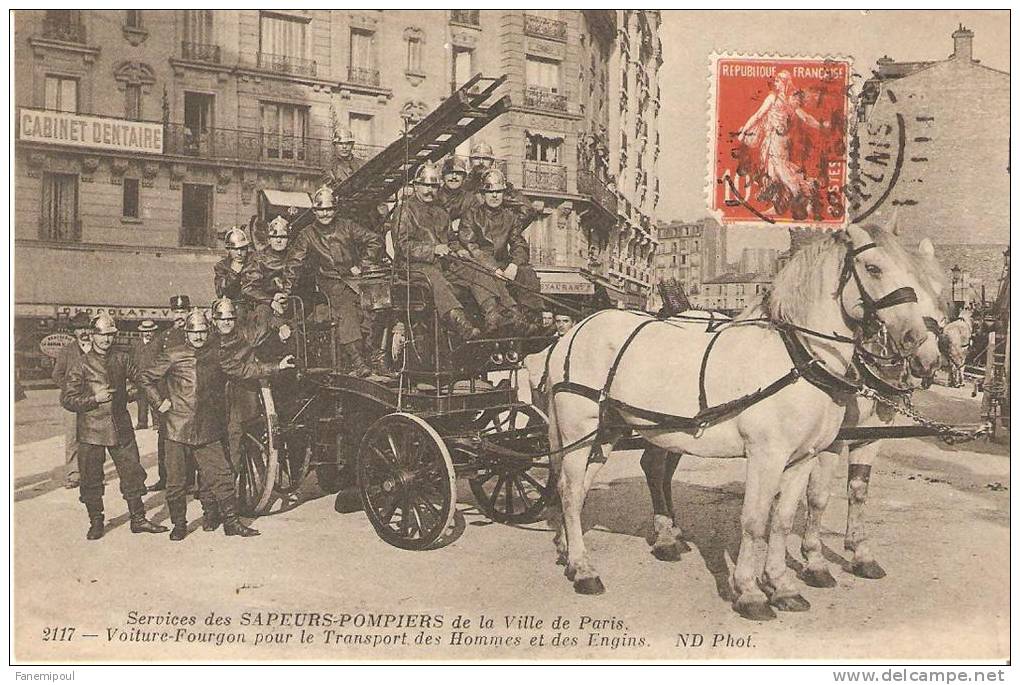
561,310,610,383
777,326,861,395
698,328,727,412
853,354,913,397
602,318,661,399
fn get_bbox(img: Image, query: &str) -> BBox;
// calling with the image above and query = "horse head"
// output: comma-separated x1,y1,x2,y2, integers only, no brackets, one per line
838,220,941,378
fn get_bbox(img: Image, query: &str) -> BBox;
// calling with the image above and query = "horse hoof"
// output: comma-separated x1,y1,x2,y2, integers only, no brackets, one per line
800,567,837,588
651,543,685,562
573,576,606,595
771,594,811,612
564,565,576,581
852,560,887,579
734,599,776,621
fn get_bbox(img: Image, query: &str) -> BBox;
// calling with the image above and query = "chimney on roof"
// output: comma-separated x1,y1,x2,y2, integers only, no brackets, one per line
952,24,974,62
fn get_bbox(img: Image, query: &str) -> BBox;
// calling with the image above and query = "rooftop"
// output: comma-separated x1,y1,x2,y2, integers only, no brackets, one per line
703,272,772,285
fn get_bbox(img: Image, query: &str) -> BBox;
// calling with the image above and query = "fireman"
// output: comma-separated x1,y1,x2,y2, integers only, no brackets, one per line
138,310,260,540
459,168,546,331
61,314,166,540
214,226,253,307
281,185,386,378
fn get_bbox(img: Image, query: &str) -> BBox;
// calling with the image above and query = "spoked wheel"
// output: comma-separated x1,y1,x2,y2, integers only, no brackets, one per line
235,386,279,516
273,430,312,496
469,405,552,524
357,413,456,550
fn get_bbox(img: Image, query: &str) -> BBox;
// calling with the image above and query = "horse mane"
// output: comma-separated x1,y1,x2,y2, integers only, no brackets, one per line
765,231,846,324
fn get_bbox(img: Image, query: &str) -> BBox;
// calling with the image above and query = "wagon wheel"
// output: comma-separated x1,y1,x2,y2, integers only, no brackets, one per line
235,385,279,516
469,405,552,524
357,413,456,550
272,429,312,496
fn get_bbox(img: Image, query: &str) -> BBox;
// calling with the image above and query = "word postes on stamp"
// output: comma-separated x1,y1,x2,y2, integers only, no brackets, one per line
710,55,852,228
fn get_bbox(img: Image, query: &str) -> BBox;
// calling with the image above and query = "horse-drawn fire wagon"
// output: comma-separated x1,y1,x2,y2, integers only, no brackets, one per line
231,75,565,549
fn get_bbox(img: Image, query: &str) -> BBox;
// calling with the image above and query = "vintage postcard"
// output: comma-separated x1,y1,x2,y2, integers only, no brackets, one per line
9,9,1010,671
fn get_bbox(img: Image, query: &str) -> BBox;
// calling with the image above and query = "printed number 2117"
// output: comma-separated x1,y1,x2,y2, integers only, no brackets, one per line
42,627,75,641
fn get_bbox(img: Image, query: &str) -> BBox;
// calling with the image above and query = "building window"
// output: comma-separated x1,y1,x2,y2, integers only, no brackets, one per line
181,10,218,62
43,10,85,43
405,32,423,73
44,75,77,113
261,102,308,160
260,12,307,59
349,113,374,147
349,28,377,84
526,56,561,92
125,10,142,29
452,47,473,93
124,84,142,120
450,10,479,26
41,173,79,242
525,133,561,163
181,184,213,247
123,178,140,219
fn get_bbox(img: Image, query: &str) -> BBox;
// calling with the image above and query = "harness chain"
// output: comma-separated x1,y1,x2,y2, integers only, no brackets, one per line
856,385,988,444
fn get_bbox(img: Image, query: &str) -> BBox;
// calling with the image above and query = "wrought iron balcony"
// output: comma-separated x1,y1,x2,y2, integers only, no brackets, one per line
524,14,567,41
522,161,567,193
450,10,480,26
163,124,334,169
524,86,568,113
181,41,221,63
256,52,317,78
577,170,619,216
347,66,380,87
39,217,81,243
42,16,86,43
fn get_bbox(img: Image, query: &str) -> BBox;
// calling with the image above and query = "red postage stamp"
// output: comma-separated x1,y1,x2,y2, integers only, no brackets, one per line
709,54,852,227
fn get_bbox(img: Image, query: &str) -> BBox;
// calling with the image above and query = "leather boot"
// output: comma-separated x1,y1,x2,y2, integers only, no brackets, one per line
477,298,505,336
128,498,169,534
85,501,105,541
342,342,372,378
444,308,481,341
223,516,261,537
168,498,188,541
201,501,222,532
367,347,396,380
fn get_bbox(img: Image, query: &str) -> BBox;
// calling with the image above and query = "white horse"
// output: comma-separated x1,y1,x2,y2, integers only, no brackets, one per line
545,222,941,620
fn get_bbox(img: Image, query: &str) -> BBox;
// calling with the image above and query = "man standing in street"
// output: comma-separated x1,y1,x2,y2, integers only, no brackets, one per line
129,320,160,429
138,310,260,541
148,295,192,492
52,311,92,489
60,314,167,540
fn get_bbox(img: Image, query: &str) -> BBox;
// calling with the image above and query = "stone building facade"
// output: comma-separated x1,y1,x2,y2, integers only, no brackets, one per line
855,26,1008,246
691,272,772,314
653,217,726,301
15,10,663,377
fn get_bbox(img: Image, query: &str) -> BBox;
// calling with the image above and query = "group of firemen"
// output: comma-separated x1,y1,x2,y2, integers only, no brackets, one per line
56,130,565,543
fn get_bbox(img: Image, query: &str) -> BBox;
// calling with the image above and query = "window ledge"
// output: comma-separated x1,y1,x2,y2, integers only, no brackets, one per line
121,217,143,225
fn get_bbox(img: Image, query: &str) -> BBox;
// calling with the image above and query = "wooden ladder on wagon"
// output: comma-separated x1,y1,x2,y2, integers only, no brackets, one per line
290,73,510,232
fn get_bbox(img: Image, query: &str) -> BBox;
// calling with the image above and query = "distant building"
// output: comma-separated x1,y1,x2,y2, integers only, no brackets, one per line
855,26,1008,245
737,247,779,276
692,272,771,314
652,217,726,305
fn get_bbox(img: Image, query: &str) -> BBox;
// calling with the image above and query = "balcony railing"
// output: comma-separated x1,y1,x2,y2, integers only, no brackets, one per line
577,170,619,216
522,160,567,193
164,124,334,168
347,66,380,87
256,52,317,78
524,86,567,113
42,16,86,43
450,10,480,26
524,14,567,41
181,41,221,63
39,218,81,243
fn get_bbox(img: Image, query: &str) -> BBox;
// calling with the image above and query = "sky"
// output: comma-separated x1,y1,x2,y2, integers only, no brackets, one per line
655,10,1010,258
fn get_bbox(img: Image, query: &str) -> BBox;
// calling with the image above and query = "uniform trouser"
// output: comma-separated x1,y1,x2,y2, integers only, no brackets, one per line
157,419,197,486
63,411,79,485
504,263,543,314
417,262,513,318
319,280,366,346
165,439,236,521
135,395,151,428
226,382,261,472
77,438,148,507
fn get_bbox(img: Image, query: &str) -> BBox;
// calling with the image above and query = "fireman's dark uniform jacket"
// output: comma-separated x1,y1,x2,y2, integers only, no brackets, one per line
219,317,281,392
281,215,383,296
60,349,138,447
459,202,540,270
241,246,288,306
328,155,366,184
214,252,252,301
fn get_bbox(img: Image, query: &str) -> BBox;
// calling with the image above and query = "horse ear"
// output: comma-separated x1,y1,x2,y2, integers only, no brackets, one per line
886,209,902,236
918,237,935,258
